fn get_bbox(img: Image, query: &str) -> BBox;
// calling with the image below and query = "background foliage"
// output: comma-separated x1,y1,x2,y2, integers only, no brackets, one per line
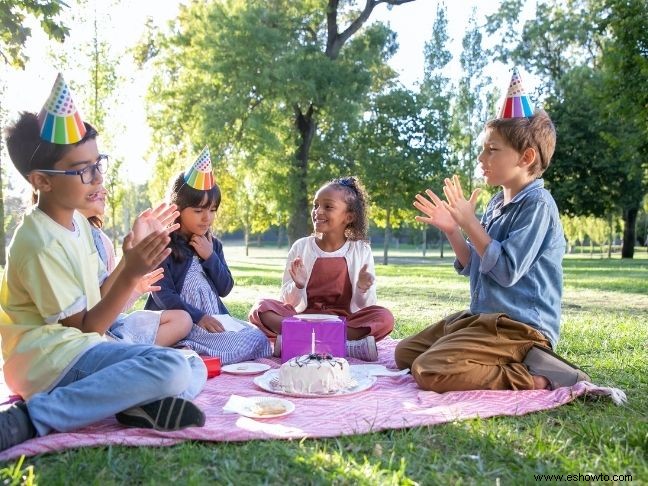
1,0,647,261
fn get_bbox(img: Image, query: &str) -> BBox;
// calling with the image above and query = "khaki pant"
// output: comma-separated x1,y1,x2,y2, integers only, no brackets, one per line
394,311,550,392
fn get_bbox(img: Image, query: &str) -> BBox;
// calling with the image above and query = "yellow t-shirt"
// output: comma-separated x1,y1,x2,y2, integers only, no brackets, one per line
0,207,106,399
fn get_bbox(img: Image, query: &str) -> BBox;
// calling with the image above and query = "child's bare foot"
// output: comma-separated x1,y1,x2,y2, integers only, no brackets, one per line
532,374,550,390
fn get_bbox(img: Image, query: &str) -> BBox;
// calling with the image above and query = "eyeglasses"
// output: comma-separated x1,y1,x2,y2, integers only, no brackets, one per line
36,154,109,184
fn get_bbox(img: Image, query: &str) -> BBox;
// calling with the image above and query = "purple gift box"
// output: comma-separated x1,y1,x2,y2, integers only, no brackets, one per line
280,315,347,362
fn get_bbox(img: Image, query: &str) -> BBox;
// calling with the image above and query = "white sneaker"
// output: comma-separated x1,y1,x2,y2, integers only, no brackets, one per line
346,335,378,361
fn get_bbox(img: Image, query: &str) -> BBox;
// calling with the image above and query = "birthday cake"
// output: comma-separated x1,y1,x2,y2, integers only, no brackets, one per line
278,353,355,394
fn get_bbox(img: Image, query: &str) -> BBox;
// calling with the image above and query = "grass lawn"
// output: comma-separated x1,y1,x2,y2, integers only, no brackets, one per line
2,244,647,485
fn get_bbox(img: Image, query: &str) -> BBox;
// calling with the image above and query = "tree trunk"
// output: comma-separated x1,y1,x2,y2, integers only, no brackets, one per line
439,231,444,258
383,207,391,265
288,104,315,242
607,214,613,259
421,227,427,257
277,224,284,248
244,224,250,257
285,223,293,248
621,206,638,259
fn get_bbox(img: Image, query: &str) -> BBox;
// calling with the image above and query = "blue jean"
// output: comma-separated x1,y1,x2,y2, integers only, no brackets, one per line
26,342,207,436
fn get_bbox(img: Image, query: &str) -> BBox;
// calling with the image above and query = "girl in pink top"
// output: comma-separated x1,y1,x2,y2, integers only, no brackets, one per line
249,177,394,361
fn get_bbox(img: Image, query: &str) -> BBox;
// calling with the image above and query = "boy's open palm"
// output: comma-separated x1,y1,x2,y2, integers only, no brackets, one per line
442,175,481,228
414,189,458,233
133,267,165,295
132,202,180,246
121,231,171,280
288,257,308,289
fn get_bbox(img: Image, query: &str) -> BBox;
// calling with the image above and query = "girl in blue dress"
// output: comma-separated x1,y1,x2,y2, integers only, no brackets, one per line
145,148,271,364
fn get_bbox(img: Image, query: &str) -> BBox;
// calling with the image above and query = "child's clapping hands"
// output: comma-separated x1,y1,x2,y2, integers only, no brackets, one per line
441,175,481,229
414,175,480,232
357,264,374,293
288,257,308,289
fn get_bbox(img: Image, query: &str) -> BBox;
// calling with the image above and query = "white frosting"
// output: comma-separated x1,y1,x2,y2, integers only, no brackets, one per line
278,354,355,394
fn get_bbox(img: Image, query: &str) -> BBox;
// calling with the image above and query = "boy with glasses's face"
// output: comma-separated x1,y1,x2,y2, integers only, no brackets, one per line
28,139,107,230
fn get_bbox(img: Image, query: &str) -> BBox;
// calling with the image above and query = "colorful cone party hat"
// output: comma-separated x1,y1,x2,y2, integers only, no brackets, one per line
498,68,534,119
184,146,215,190
37,73,87,144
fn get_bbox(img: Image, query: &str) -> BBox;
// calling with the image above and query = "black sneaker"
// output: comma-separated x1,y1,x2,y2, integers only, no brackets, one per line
115,397,205,431
0,401,37,452
523,344,590,390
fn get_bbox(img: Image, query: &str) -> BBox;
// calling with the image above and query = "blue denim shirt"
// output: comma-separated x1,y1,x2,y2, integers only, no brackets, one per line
454,179,565,347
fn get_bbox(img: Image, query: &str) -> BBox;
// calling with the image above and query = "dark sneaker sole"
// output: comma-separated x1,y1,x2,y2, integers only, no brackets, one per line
116,397,205,431
0,402,37,452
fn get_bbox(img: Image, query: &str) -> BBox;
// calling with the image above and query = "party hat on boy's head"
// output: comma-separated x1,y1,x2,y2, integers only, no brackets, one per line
184,146,215,190
37,73,87,144
498,68,534,119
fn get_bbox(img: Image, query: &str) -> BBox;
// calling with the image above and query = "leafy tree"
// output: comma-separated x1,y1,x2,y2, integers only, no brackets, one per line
0,0,68,68
144,0,417,243
486,0,598,95
585,215,607,257
597,0,648,257
451,9,492,194
353,88,428,264
543,68,619,216
418,3,454,256
560,215,578,254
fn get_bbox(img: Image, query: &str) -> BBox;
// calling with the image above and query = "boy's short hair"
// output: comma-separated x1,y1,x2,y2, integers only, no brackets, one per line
485,110,556,177
4,112,97,181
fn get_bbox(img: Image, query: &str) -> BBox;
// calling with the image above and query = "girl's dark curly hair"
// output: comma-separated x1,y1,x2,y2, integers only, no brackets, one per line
320,176,369,241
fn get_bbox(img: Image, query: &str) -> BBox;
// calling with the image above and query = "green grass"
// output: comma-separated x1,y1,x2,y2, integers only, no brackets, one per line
2,244,647,485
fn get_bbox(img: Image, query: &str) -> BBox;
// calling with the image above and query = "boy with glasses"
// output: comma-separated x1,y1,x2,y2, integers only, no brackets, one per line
0,74,207,453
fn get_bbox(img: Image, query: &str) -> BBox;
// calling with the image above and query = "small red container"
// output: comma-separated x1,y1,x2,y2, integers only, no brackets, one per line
201,356,221,378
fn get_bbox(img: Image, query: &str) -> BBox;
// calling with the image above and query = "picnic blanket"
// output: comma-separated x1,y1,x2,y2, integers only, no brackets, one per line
0,338,625,461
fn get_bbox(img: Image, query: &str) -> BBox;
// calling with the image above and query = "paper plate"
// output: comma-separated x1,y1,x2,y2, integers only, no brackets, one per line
253,369,376,398
293,314,342,322
237,396,295,419
221,362,271,375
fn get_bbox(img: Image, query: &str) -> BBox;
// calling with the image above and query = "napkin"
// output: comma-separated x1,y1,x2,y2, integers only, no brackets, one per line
223,395,254,414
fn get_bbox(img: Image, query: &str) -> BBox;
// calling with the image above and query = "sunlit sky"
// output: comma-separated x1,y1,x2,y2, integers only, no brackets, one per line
2,0,534,192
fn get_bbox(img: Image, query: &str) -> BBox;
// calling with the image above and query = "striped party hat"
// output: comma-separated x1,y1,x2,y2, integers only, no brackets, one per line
37,73,87,144
184,146,215,190
498,68,534,119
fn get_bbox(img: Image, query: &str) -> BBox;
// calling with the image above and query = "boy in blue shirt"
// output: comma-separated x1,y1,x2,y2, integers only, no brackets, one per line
396,71,589,392
0,74,207,452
